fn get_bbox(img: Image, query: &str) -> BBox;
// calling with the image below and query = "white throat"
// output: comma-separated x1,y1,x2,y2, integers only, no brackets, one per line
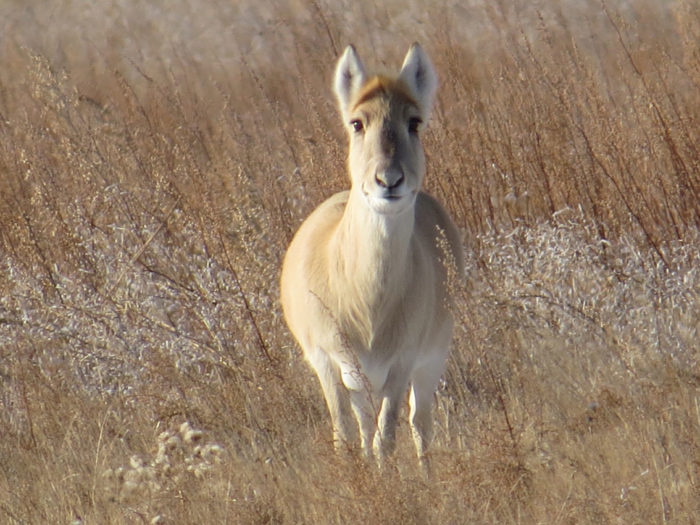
335,187,415,291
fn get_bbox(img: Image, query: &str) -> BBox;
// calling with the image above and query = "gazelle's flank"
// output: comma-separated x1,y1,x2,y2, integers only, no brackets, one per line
280,44,463,465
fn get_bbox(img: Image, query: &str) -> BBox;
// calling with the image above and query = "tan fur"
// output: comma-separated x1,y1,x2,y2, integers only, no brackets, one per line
280,44,463,466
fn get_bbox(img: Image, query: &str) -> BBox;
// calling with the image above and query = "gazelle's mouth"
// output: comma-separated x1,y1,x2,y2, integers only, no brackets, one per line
361,184,418,215
362,186,406,202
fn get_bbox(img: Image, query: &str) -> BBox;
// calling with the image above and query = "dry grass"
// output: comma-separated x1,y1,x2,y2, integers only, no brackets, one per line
0,1,698,523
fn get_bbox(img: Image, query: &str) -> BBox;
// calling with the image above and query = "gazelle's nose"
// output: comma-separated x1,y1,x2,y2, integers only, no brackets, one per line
375,169,404,189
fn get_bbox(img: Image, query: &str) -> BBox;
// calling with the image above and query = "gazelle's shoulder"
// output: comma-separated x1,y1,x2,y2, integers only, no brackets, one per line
305,190,349,224
415,191,464,271
416,191,451,223
287,190,349,244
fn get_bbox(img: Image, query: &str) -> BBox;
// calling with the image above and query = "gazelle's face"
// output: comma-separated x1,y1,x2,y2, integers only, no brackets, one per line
345,78,426,215
334,44,437,215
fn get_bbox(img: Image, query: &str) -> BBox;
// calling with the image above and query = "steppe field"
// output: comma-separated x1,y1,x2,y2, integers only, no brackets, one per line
0,0,698,523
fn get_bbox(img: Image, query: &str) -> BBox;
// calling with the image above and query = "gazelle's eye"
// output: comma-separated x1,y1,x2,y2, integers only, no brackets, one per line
350,120,364,133
408,117,422,134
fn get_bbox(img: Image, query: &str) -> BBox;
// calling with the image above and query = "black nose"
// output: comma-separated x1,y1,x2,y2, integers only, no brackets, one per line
375,170,404,189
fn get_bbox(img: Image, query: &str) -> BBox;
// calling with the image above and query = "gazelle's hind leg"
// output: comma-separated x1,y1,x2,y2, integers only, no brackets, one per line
373,368,411,464
409,356,447,470
305,347,356,449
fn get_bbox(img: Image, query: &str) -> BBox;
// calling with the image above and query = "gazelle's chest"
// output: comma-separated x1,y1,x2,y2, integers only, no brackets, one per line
335,284,448,394
334,246,441,352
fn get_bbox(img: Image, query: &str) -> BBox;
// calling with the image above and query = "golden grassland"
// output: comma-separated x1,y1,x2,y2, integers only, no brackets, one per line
0,1,698,523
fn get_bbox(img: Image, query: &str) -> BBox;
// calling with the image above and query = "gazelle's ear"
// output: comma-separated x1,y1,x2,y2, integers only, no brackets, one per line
334,45,366,116
398,43,437,120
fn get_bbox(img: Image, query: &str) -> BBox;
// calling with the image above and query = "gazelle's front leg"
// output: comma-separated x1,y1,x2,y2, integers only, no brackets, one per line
340,359,379,457
373,395,402,463
306,346,355,449
349,389,377,458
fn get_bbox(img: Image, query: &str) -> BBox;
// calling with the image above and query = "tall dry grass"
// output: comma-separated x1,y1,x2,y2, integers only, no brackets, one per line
0,0,698,523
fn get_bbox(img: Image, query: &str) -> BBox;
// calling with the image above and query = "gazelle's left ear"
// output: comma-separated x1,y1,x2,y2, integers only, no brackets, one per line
398,43,437,120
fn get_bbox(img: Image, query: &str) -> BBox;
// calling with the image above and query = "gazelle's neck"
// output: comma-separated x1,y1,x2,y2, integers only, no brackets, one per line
333,187,415,300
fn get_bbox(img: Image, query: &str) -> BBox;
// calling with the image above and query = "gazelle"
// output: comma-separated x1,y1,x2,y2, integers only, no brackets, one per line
280,43,463,466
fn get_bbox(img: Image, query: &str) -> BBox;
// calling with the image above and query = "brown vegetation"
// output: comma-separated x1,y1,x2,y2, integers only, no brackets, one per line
0,1,697,523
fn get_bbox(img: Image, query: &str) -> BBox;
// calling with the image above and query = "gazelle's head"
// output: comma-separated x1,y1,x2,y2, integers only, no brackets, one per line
334,43,437,215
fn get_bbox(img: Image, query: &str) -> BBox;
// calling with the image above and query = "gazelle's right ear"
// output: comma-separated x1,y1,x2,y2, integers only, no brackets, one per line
334,45,366,116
